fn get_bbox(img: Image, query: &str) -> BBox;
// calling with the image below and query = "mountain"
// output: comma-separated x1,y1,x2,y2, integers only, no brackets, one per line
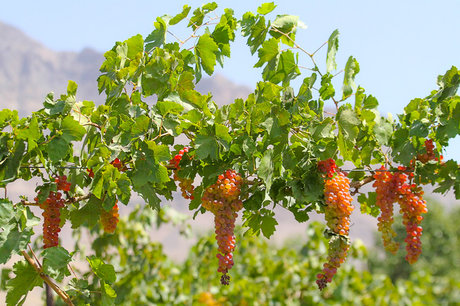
0,21,252,116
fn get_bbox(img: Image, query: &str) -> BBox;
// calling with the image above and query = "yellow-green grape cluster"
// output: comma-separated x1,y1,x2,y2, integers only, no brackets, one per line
100,201,119,234
202,170,243,285
316,167,354,290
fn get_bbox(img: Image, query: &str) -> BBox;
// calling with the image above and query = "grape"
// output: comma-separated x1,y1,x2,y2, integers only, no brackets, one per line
170,147,195,200
373,166,400,253
202,169,243,285
54,175,71,192
100,201,119,234
37,191,65,249
316,160,354,290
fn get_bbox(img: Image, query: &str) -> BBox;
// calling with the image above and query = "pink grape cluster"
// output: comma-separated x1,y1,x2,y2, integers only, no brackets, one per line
202,170,243,285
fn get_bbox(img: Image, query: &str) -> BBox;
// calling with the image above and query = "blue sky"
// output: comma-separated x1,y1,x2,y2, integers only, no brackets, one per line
1,0,459,159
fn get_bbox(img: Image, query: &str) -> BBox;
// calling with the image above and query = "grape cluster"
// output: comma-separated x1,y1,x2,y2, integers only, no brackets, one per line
38,191,65,249
372,166,401,254
111,158,128,171
54,175,71,192
86,168,95,178
397,182,427,264
202,170,243,285
100,201,119,234
317,158,337,178
373,166,427,264
36,175,71,249
170,147,195,200
316,162,354,290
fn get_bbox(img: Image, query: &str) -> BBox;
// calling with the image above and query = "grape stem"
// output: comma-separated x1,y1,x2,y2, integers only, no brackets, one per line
22,250,74,306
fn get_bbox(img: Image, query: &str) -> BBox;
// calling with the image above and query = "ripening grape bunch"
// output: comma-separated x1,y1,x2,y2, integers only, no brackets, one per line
170,147,195,200
373,166,427,264
202,169,243,285
100,201,120,234
36,175,70,249
316,160,354,290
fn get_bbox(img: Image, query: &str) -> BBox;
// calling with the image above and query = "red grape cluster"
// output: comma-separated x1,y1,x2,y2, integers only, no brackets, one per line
111,158,127,171
397,181,427,264
36,175,71,249
316,162,354,290
202,170,243,285
54,175,71,192
38,192,65,249
372,166,401,254
317,158,337,178
417,139,436,163
100,201,120,234
170,147,195,200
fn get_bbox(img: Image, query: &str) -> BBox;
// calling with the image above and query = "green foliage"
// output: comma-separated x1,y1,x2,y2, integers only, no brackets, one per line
0,2,459,304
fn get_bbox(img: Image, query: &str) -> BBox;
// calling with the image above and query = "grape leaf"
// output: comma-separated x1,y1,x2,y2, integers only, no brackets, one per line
42,247,72,282
6,261,43,306
87,256,116,284
195,34,219,75
326,29,339,73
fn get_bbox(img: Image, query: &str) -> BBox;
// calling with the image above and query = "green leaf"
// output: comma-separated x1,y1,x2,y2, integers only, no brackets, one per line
343,56,360,99
261,212,278,238
47,137,69,162
15,117,40,152
156,100,184,115
125,34,144,59
195,134,218,160
87,256,116,284
215,123,232,143
0,141,25,183
270,14,299,37
42,247,72,282
319,73,335,100
101,281,117,306
326,29,339,73
0,199,14,224
0,223,33,264
135,184,161,210
69,195,102,229
337,106,360,141
254,38,279,68
145,16,169,51
257,2,277,15
170,5,191,25
6,261,43,306
61,115,86,142
257,148,274,192
195,34,219,75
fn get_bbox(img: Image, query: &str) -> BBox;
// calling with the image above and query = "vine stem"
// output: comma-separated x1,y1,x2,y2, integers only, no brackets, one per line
21,251,74,306
21,194,91,206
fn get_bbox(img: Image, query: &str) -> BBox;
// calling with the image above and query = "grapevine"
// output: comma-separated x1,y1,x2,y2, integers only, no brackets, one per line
202,170,243,285
316,160,354,290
